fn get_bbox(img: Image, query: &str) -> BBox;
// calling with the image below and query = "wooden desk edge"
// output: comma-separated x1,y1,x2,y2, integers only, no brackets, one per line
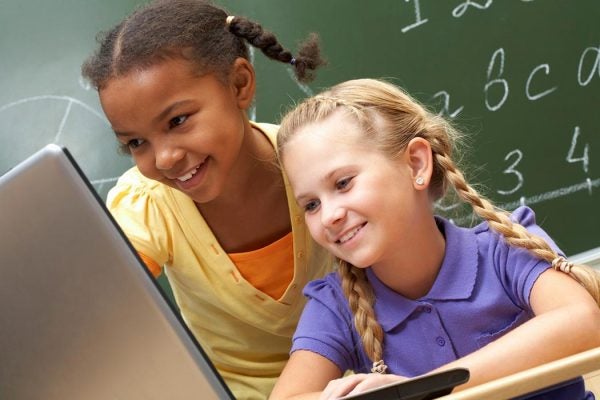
436,346,600,400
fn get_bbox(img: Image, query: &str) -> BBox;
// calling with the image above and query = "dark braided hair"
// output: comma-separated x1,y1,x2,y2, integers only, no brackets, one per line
81,0,325,89
228,17,322,82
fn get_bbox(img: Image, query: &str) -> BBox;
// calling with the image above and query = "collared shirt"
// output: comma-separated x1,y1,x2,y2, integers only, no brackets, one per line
291,207,592,400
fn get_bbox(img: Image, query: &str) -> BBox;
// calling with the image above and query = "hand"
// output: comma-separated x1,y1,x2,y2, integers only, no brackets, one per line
319,373,408,400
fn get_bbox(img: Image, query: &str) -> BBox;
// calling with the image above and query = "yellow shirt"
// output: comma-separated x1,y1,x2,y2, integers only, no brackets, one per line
106,122,329,400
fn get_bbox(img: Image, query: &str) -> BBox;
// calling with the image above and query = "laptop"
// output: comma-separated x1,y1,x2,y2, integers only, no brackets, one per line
0,144,234,399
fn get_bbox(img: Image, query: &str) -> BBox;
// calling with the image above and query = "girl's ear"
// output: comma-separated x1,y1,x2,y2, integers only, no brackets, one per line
229,57,256,110
405,137,433,191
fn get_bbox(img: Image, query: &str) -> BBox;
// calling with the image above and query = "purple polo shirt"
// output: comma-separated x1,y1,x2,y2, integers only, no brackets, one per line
291,207,592,400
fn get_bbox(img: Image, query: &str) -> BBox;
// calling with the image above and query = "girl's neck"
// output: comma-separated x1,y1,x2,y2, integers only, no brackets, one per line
201,119,276,204
371,213,446,300
196,120,291,252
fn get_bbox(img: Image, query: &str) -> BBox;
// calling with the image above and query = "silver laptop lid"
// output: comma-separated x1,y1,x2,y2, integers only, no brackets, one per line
0,144,234,400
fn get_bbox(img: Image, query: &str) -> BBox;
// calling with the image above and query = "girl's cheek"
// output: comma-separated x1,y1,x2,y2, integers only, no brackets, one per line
135,155,159,179
132,154,145,169
307,219,326,245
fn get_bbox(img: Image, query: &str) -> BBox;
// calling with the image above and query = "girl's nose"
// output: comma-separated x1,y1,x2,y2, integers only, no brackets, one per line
154,142,185,171
321,202,346,228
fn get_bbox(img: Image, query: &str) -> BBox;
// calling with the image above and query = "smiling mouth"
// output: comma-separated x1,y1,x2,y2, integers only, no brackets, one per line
176,164,202,182
336,223,366,244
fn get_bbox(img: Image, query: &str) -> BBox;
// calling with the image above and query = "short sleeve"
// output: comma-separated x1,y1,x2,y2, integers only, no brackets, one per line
106,169,171,274
489,206,564,309
291,275,363,373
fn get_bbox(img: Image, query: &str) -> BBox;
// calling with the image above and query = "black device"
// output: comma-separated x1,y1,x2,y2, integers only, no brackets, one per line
340,368,470,400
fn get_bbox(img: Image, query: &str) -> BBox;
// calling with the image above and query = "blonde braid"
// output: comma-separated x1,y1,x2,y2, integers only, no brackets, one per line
433,149,600,305
337,261,387,372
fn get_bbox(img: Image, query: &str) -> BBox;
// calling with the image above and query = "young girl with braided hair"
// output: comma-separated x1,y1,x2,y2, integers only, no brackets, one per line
81,1,327,398
270,78,600,400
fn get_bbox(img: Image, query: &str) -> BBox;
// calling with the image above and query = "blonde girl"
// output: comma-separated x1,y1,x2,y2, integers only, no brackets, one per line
270,78,600,400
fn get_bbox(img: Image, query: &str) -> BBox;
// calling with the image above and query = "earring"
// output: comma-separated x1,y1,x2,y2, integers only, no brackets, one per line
415,176,425,185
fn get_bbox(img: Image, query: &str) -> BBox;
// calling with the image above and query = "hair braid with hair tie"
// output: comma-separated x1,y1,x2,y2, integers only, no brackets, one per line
338,261,386,370
227,17,325,83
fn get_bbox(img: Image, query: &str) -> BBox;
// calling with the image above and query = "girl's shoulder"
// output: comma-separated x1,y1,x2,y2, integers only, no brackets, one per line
471,205,538,234
251,121,279,145
302,271,345,302
106,166,173,211
471,206,561,253
301,271,355,324
433,207,544,266
114,166,160,189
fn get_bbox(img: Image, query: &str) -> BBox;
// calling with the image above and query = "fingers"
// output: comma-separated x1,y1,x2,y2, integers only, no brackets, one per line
320,373,408,399
320,374,368,400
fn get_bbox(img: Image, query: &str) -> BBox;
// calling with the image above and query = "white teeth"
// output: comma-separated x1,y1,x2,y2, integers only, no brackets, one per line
177,166,199,182
338,225,362,244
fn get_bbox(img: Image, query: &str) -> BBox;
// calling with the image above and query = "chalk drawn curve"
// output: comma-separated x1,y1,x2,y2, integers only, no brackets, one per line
0,95,122,196
0,95,108,121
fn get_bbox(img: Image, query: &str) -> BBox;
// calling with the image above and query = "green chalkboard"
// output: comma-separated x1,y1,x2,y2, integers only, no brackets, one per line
1,0,599,260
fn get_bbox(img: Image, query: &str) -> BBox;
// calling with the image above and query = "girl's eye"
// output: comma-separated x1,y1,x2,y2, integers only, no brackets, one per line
335,176,353,190
304,199,321,213
169,115,188,129
118,138,145,155
127,138,145,149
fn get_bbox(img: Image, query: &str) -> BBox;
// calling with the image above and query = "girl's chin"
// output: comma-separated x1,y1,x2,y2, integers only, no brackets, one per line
334,255,372,269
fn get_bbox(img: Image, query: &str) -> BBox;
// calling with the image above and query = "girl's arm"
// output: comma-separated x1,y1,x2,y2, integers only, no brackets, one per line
269,350,343,400
437,268,600,390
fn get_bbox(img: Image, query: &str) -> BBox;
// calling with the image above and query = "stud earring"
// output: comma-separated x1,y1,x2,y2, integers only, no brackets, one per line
415,176,425,185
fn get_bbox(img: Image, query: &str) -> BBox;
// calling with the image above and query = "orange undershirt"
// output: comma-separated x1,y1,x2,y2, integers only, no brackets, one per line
138,252,162,278
138,232,295,300
229,232,295,300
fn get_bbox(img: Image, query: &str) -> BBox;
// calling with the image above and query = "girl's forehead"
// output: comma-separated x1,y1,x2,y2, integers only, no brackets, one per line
282,122,378,177
293,111,373,151
127,57,200,81
102,59,222,98
304,109,358,135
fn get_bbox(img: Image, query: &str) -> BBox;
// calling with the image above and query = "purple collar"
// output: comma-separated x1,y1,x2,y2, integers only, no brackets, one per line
368,216,479,332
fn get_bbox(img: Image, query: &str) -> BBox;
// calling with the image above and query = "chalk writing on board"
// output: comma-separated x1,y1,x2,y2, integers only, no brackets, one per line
439,176,599,227
0,95,106,132
497,149,524,196
431,42,600,119
433,91,464,118
484,47,509,111
578,45,600,86
401,0,535,33
526,64,557,101
401,0,428,33
287,68,314,97
567,127,590,174
452,0,493,18
436,122,595,218
437,122,596,223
